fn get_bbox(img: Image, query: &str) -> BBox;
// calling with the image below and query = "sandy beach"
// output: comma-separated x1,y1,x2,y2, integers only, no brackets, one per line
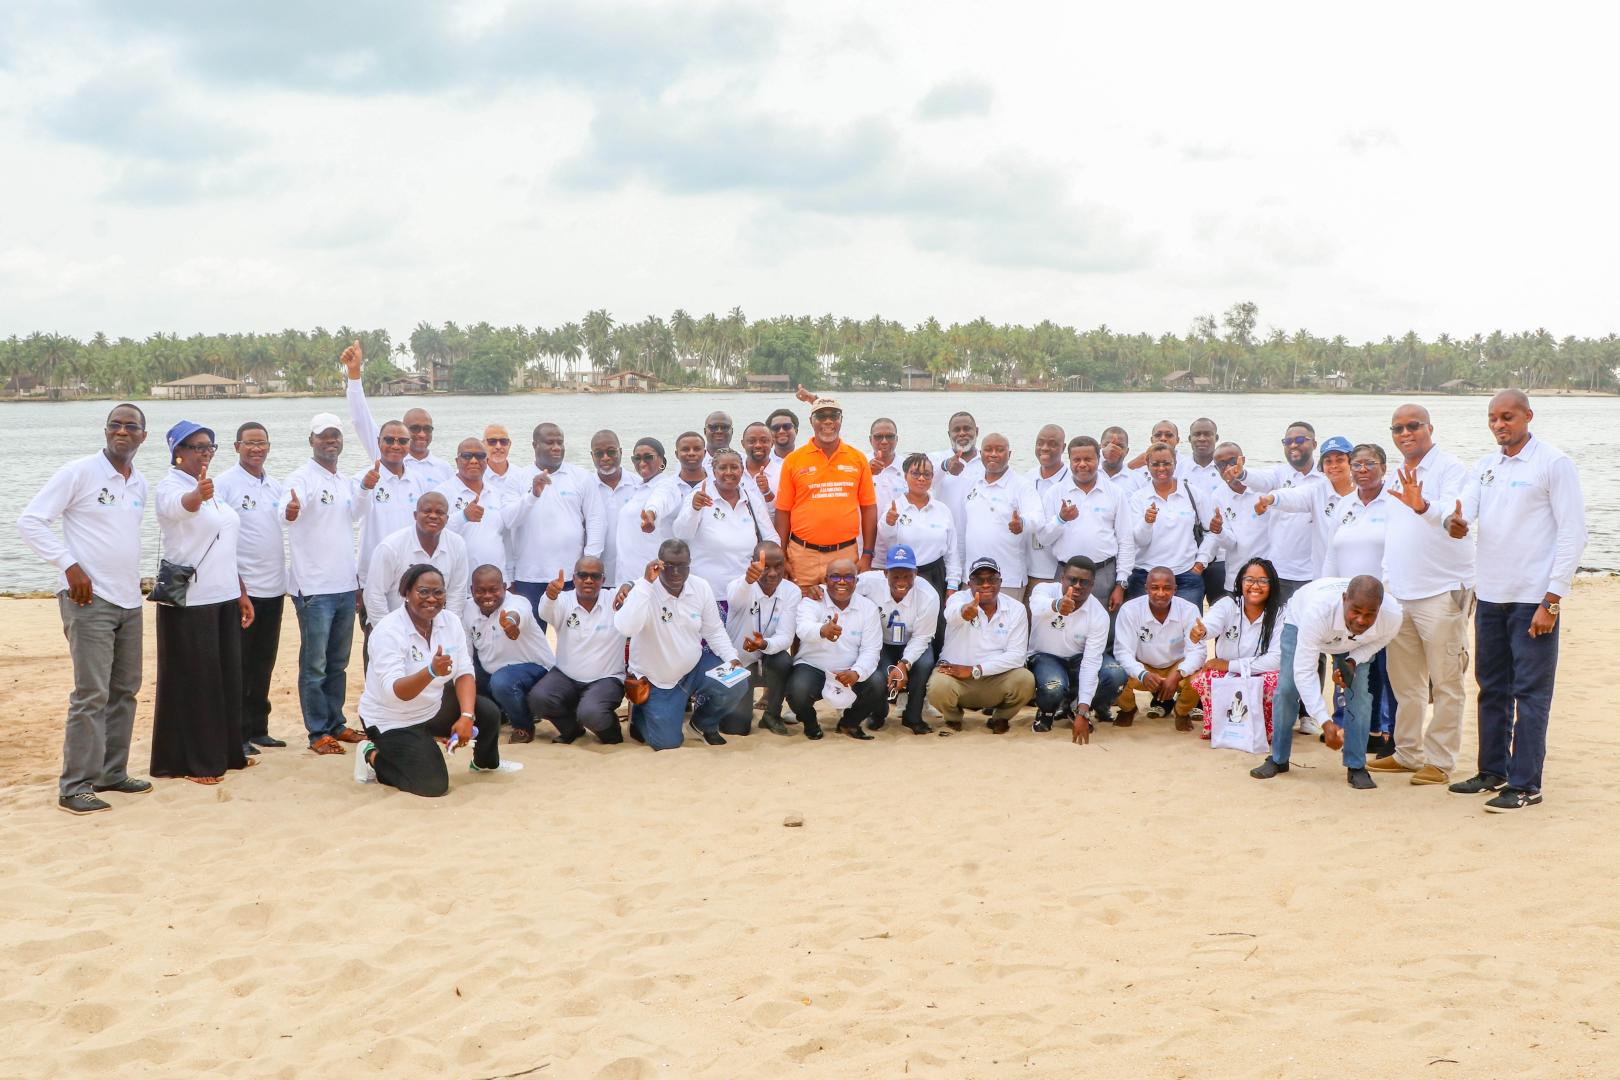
3,580,1618,1078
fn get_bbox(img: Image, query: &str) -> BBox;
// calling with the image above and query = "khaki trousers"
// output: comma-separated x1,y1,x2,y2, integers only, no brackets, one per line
1385,589,1472,773
1116,664,1200,718
785,539,856,589
926,668,1035,723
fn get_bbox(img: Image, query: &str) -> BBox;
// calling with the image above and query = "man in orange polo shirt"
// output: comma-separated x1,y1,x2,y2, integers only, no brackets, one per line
774,397,878,587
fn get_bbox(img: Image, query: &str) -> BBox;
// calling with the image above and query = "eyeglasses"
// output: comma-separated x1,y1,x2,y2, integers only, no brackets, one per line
457,451,488,461
1240,576,1269,587
106,421,144,433
1282,436,1313,447
630,453,659,464
407,423,434,434
1349,460,1380,471
871,433,897,441
812,411,842,420
1389,421,1427,435
706,423,731,432
485,437,511,446
1214,458,1239,471
574,571,604,581
591,447,619,458
238,440,269,449
825,573,856,583
380,435,410,446
180,442,217,454
411,587,447,599
769,422,796,432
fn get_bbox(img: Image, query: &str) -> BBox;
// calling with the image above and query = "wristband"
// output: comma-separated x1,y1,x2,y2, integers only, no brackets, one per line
459,711,474,719
861,548,875,556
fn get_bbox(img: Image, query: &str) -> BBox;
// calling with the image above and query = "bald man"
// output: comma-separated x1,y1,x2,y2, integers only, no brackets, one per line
341,342,453,486
1024,423,1069,592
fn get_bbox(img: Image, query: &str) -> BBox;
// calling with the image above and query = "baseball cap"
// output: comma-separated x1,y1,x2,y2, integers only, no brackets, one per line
309,412,344,436
821,670,857,710
165,420,214,455
809,396,843,415
886,545,919,570
968,556,1001,577
1318,435,1353,459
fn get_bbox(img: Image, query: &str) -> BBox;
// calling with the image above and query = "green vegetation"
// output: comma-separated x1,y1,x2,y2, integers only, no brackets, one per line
4,303,1616,396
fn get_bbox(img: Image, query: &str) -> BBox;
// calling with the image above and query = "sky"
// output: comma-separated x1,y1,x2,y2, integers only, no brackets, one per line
3,0,1617,349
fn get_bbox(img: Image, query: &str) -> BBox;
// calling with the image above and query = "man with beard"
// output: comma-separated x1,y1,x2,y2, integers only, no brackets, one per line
930,411,984,528
435,437,509,588
590,430,635,585
766,407,800,464
1234,421,1323,604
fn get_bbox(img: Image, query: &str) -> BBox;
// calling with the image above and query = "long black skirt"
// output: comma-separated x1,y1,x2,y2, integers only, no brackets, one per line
152,599,248,778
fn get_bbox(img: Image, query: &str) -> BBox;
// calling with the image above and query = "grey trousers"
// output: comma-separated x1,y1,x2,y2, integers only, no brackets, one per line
58,593,144,796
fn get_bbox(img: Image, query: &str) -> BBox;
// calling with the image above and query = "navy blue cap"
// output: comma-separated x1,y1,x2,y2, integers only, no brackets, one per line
1319,435,1353,459
886,544,919,570
165,420,215,456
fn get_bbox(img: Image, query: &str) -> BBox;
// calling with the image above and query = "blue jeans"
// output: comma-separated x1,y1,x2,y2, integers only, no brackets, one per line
1028,651,1127,717
1336,648,1396,735
292,591,357,743
1269,623,1370,770
1475,601,1558,793
511,579,573,629
486,661,548,732
1125,566,1205,608
630,650,752,751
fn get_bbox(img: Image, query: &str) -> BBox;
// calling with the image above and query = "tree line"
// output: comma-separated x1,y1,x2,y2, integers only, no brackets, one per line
3,303,1616,396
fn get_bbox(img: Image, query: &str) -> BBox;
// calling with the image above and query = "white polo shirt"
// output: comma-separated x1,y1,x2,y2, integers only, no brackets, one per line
155,467,243,607
343,377,454,489
1265,479,1354,576
502,462,606,584
1209,487,1273,591
1283,578,1404,726
957,471,1045,587
938,590,1029,675
1382,445,1475,601
613,575,736,689
855,570,940,665
462,594,554,673
213,464,287,597
613,474,682,586
875,496,960,586
283,459,364,597
1027,585,1110,702
1198,595,1282,673
1322,488,1397,580
1024,463,1071,579
1113,594,1204,679
1460,435,1586,604
355,465,424,591
594,473,639,585
18,451,148,609
869,457,907,569
793,591,882,681
1127,485,1218,575
725,577,803,664
929,449,985,529
1241,463,1324,580
673,490,767,595
1037,478,1133,569
538,590,626,683
434,476,509,584
364,526,470,625
358,606,473,734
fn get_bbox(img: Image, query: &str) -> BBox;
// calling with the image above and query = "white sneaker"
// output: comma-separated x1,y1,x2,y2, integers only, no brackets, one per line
471,760,524,773
353,741,377,784
1298,717,1323,736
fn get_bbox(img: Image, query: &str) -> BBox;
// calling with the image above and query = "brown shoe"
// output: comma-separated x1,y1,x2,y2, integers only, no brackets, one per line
333,727,366,744
509,728,535,744
1174,714,1193,732
987,718,1010,734
309,735,346,755
1114,710,1136,728
1410,765,1449,785
1366,756,1416,773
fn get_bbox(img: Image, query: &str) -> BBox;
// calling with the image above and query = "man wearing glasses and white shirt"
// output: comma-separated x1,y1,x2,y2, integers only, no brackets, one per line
1233,421,1323,603
435,438,510,588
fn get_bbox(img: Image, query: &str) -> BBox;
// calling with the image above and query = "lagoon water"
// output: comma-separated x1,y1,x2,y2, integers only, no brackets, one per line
2,390,1613,592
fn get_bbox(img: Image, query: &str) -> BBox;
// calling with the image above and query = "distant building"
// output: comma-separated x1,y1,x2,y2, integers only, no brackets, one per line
601,370,656,392
378,374,432,396
1162,370,1212,391
152,373,244,400
1438,378,1480,394
901,366,935,390
744,373,792,391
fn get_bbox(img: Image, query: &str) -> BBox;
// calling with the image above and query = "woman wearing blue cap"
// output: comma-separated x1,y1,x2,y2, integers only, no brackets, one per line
151,420,257,785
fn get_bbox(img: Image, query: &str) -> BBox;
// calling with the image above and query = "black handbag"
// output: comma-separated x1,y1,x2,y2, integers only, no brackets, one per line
149,535,219,608
1182,480,1206,547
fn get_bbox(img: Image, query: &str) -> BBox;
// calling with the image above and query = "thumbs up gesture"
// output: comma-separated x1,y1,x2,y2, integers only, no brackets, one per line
961,599,981,623
640,507,657,533
753,469,771,496
1144,500,1159,525
430,645,452,676
1189,618,1207,645
745,555,766,584
545,568,566,600
795,385,818,405
285,488,301,521
340,340,363,380
1057,585,1080,616
885,499,899,527
195,461,214,502
531,469,551,498
499,609,521,640
1209,506,1224,535
946,449,965,475
1059,498,1077,522
363,459,382,490
820,611,843,641
1444,499,1470,538
692,480,713,510
1008,506,1023,535
464,491,484,522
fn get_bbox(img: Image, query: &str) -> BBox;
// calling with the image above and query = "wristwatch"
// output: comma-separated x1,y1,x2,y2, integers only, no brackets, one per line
972,664,983,679
459,711,474,719
1542,601,1561,615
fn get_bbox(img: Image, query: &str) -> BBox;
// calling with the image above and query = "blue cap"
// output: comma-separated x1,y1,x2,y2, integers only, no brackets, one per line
1318,435,1353,459
886,544,919,570
165,420,215,456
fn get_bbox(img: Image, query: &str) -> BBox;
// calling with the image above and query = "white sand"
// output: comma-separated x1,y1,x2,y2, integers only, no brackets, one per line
2,580,1618,1077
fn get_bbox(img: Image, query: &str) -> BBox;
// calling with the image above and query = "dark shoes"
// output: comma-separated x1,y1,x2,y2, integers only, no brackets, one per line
508,728,535,744
1113,710,1136,728
1449,772,1506,795
94,777,152,794
688,718,725,745
803,721,825,741
840,724,874,741
597,725,625,745
1032,713,1055,733
759,714,791,736
248,734,287,748
866,716,887,731
243,742,260,756
1250,758,1289,780
902,718,933,735
1484,788,1541,813
58,793,112,815
1347,768,1377,790
986,718,1010,734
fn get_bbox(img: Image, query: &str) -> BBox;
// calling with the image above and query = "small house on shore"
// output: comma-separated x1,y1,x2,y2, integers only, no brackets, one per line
152,373,244,400
601,370,655,392
744,373,792,391
1162,369,1212,391
901,366,935,390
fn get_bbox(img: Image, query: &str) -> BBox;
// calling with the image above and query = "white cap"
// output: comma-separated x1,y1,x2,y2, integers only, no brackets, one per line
821,671,857,710
309,412,344,435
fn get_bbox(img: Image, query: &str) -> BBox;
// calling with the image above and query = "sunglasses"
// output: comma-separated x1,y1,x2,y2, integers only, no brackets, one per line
706,423,732,432
1389,421,1427,435
106,421,145,433
1282,435,1313,447
631,453,659,464
825,573,856,583
458,451,488,461
381,435,411,446
180,442,217,454
407,423,434,434
1349,459,1381,471
591,447,620,457
485,437,511,446
813,411,842,420
871,433,897,441
769,422,796,432
574,571,604,581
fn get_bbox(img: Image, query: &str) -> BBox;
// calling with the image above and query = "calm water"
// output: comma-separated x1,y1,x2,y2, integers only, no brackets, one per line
2,391,1613,592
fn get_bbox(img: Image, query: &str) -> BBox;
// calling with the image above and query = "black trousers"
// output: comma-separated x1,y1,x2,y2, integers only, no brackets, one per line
152,600,247,779
527,668,626,743
785,663,886,731
240,594,284,739
916,556,950,644
1201,560,1227,607
364,685,502,797
879,642,936,729
728,649,792,734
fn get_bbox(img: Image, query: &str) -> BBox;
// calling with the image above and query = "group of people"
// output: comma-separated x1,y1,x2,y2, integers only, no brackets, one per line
19,343,1586,816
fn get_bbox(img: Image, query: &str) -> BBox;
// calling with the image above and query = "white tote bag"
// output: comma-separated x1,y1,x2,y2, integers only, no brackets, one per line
1208,661,1270,754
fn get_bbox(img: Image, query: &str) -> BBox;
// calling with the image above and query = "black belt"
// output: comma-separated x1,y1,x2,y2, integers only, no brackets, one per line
789,534,854,554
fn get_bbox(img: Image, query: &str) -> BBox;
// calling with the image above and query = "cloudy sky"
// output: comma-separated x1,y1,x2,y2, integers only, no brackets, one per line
3,0,1616,347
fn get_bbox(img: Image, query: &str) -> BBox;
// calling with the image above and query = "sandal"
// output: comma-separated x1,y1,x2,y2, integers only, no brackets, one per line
310,735,346,755
185,775,223,785
241,757,261,768
334,727,366,744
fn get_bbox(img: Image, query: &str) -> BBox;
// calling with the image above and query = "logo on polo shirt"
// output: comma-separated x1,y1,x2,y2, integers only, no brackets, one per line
455,496,468,510
240,494,256,511
1481,468,1496,487
320,489,334,504
565,612,581,629
1050,614,1066,630
1137,626,1152,642
409,644,424,662
471,626,484,643
374,487,391,503
97,487,115,505
712,507,726,520
1341,509,1356,525
966,488,978,502
1224,624,1240,641
659,606,673,623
